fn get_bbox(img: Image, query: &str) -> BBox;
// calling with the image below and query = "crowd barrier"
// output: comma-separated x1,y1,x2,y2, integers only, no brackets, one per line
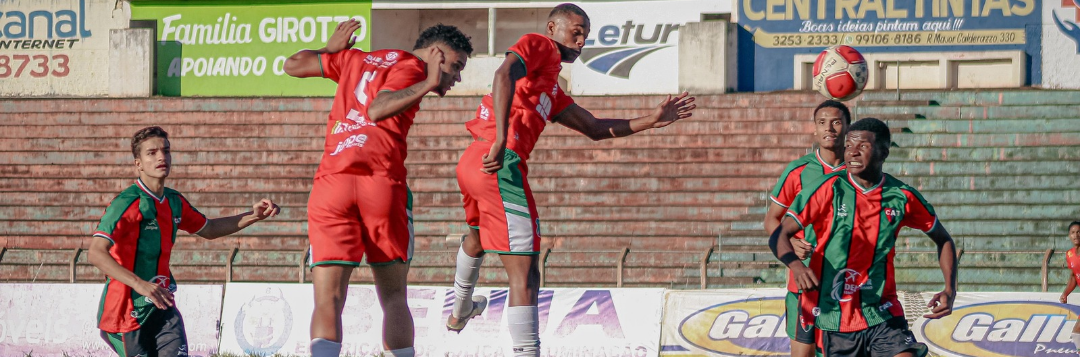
1,284,1077,357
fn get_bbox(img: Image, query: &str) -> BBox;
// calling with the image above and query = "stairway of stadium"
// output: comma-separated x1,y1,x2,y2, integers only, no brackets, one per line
0,90,1077,292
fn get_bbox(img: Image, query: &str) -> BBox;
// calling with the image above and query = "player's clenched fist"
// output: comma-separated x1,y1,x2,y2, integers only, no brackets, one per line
251,199,280,221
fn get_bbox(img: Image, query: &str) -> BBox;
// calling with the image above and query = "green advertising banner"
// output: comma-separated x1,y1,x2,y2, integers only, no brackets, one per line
130,0,370,96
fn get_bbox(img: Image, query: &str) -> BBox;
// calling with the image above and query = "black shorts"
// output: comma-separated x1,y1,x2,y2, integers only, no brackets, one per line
822,317,927,357
100,307,188,357
785,291,816,344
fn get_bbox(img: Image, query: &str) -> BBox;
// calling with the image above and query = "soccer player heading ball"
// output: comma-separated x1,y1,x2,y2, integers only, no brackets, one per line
446,3,696,356
89,126,280,357
769,118,958,357
284,20,474,357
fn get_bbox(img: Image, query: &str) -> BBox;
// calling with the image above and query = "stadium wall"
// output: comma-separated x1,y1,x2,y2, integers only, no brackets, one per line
0,283,1075,357
5,0,1080,97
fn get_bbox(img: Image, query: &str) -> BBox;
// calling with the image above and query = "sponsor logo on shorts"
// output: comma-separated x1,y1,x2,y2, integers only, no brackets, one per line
919,301,1080,357
234,288,293,355
675,297,788,356
831,268,873,302
331,134,367,156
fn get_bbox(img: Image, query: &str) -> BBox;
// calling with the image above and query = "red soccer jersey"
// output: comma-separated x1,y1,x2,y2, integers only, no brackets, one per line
786,171,938,333
316,49,427,180
1067,248,1080,284
93,180,207,333
465,33,575,161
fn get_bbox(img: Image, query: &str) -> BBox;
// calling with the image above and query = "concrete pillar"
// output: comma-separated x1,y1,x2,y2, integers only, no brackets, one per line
109,28,152,97
679,21,736,94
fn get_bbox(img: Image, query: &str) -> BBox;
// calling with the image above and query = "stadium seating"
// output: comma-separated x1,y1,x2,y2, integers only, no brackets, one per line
1,90,1077,292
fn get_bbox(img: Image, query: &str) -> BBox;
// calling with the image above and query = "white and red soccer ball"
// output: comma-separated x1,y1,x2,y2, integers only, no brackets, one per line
813,45,868,101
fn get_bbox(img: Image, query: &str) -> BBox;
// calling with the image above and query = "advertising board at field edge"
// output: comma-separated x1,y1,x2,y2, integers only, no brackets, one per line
129,0,371,96
1043,0,1080,88
218,283,664,357
570,0,732,95
915,292,1080,357
0,0,127,97
0,283,223,357
735,0,1043,91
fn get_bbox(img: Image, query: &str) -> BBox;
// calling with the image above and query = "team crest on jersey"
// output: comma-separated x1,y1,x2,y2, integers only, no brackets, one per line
173,217,181,224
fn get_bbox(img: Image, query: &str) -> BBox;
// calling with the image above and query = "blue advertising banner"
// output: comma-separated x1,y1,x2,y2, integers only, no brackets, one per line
736,0,1043,91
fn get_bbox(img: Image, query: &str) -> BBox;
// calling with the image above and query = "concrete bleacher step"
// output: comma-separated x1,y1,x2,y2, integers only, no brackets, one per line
859,89,1080,106
856,104,1080,120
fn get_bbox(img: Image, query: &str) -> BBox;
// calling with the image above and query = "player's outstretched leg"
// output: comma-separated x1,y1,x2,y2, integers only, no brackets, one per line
501,254,541,357
310,265,352,357
372,261,416,356
448,228,488,332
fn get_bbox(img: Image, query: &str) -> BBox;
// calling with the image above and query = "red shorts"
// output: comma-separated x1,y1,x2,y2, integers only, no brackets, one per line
307,173,413,266
456,142,541,254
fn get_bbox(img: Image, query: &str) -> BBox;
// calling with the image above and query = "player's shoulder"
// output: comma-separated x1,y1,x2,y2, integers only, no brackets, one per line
110,185,143,205
365,49,419,68
883,174,918,195
781,152,817,172
800,170,845,195
513,33,557,52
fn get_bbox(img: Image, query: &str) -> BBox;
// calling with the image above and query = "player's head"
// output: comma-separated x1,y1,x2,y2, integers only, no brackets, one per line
414,24,473,97
812,100,851,150
546,3,590,63
131,126,171,179
1070,221,1080,246
844,118,890,177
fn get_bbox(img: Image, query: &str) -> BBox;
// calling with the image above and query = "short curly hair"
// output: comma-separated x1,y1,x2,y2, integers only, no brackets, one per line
131,126,169,158
413,24,473,56
848,118,891,153
814,100,851,125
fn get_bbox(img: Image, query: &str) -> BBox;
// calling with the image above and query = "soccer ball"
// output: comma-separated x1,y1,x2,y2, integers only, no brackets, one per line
812,45,868,101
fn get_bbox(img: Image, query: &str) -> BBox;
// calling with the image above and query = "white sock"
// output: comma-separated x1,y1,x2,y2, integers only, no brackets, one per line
381,347,415,357
452,246,484,318
507,305,540,357
1071,333,1080,349
310,338,341,357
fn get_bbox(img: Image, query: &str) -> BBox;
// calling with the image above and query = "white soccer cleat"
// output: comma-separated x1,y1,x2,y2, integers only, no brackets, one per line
446,295,488,333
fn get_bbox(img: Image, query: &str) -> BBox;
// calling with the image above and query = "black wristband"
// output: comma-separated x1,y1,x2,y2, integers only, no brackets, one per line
779,252,800,266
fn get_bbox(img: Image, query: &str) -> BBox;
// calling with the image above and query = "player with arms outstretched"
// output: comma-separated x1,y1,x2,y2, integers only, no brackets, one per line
89,126,280,357
284,20,473,357
770,118,958,357
764,100,850,357
1058,221,1080,351
444,3,696,356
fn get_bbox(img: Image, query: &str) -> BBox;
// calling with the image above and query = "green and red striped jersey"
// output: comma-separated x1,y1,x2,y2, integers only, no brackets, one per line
92,179,207,333
1066,248,1080,284
770,150,845,293
786,171,938,333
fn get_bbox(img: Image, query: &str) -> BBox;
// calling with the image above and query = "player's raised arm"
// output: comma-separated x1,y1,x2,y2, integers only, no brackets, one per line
769,219,818,291
922,223,958,319
284,19,361,78
553,92,696,141
479,54,526,174
196,199,280,239
367,47,443,122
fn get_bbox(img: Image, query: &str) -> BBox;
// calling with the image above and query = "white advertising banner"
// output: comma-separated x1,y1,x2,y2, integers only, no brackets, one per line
660,289,788,356
1043,1,1080,88
914,292,1080,357
570,0,731,95
218,283,664,356
0,0,129,97
0,283,223,357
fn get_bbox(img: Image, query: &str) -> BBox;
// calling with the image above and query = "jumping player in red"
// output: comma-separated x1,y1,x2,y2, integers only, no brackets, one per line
1059,221,1080,351
284,21,473,357
770,118,958,357
445,3,696,355
89,126,280,357
764,100,850,357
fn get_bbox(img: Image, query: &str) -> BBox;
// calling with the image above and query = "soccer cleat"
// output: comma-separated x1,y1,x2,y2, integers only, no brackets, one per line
446,295,488,333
